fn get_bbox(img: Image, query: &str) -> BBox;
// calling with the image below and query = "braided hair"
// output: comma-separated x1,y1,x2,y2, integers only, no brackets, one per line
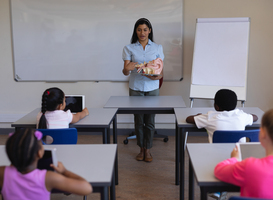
6,128,42,173
38,87,65,129
131,18,154,44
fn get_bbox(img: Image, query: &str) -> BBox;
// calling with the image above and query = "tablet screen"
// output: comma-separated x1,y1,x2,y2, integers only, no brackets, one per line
64,95,85,113
37,150,54,171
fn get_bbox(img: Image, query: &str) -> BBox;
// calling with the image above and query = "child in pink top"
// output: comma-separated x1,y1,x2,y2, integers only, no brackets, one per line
37,87,89,129
0,128,92,200
214,109,273,199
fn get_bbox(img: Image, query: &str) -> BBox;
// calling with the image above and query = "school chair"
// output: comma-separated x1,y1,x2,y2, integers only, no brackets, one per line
211,130,260,200
37,128,78,144
229,197,268,200
123,77,169,144
37,128,87,200
213,129,260,143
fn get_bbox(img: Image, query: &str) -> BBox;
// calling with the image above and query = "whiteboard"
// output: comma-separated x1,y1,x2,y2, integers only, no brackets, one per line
190,18,250,101
10,0,183,82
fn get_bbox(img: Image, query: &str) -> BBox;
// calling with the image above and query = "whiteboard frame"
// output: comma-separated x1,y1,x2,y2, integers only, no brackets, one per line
10,0,184,82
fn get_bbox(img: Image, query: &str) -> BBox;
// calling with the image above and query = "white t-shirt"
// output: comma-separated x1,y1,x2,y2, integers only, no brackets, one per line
194,109,254,143
36,110,73,129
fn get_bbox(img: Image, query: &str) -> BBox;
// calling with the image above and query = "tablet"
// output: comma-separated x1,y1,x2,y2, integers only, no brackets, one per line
65,95,85,113
236,142,265,161
37,146,58,171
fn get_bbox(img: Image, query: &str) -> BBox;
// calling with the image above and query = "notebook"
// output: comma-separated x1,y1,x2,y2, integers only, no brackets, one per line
64,95,85,113
236,142,265,161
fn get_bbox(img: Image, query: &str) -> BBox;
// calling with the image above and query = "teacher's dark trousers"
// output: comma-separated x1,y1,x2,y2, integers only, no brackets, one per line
129,88,159,149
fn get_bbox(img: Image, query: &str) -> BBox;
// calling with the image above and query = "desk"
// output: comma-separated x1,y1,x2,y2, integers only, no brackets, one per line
11,108,118,144
104,96,185,114
187,143,240,200
174,107,264,200
104,95,186,184
0,144,117,200
11,108,119,185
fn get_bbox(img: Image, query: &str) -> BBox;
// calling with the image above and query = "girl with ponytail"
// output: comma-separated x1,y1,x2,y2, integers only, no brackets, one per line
37,87,88,129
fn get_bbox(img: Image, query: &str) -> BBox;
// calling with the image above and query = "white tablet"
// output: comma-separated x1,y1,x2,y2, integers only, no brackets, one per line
236,142,265,161
65,95,85,113
37,146,58,171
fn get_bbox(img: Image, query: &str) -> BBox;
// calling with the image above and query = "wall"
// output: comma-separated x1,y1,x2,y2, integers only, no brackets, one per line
1,0,273,128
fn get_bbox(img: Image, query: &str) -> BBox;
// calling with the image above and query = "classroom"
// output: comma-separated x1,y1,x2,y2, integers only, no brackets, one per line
0,0,273,200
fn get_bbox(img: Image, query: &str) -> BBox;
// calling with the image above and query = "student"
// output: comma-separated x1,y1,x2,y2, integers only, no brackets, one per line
122,18,164,162
214,109,273,199
186,89,258,143
0,128,92,200
37,87,89,129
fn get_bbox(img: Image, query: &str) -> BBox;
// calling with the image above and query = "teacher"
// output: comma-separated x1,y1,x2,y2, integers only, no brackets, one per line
122,18,164,162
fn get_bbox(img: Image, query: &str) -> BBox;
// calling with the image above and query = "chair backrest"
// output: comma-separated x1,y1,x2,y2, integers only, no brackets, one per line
229,196,268,200
37,128,78,144
159,77,163,89
213,129,260,143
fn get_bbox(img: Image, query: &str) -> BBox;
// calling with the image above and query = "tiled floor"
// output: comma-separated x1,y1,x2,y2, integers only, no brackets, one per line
0,133,240,200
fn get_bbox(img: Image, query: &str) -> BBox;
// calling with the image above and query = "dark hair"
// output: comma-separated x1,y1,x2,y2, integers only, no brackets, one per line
131,18,154,44
261,109,273,142
38,87,65,129
214,89,237,111
6,128,42,173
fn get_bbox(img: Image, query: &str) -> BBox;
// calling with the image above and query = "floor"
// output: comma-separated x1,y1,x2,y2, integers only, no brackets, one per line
0,132,240,200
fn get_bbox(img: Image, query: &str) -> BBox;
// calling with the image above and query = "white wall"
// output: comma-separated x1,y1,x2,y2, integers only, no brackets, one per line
1,0,273,127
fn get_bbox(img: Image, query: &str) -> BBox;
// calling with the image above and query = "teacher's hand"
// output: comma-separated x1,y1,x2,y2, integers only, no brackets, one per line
123,60,137,75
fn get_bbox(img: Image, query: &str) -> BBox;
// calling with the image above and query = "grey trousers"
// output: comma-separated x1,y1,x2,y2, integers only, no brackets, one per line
129,88,159,149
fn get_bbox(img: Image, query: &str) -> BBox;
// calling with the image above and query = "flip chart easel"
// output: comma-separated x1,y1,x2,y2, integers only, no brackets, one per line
189,17,250,107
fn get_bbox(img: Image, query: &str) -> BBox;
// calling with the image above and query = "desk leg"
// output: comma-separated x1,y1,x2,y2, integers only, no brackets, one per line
101,187,109,200
180,128,186,200
102,128,107,144
107,127,110,144
114,150,118,185
200,187,208,200
189,159,194,200
110,166,116,200
175,121,180,185
113,115,117,144
112,116,118,185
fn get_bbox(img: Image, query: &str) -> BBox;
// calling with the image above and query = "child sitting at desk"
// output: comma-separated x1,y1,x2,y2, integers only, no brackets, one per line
0,128,92,199
214,109,273,199
37,87,89,129
186,89,258,143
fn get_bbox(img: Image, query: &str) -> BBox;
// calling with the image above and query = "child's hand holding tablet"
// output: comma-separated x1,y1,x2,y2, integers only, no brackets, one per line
232,143,241,161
